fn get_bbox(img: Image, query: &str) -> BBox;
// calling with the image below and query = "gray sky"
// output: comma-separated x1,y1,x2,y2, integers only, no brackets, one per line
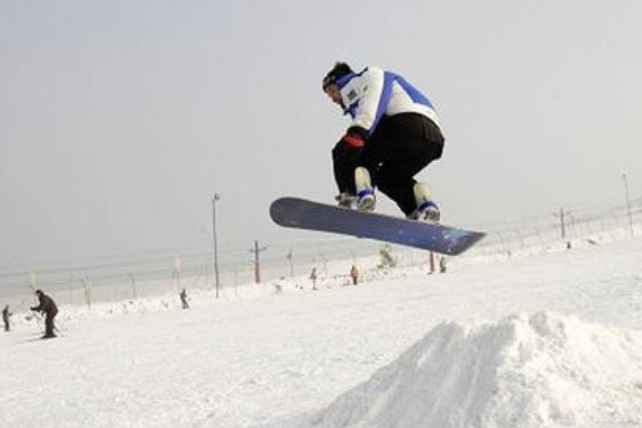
1,0,641,270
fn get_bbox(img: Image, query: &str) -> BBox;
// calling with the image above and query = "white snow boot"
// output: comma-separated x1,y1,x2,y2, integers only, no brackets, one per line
412,182,440,222
355,167,376,212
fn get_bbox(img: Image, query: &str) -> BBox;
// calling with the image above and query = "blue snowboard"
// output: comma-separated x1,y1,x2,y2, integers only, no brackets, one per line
270,197,486,256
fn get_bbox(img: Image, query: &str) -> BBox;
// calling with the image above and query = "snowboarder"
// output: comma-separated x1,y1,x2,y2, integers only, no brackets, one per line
322,62,444,221
179,288,190,310
30,290,58,339
2,305,11,332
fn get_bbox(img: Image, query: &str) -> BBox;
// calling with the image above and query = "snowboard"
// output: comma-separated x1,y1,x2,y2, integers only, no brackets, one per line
270,197,486,256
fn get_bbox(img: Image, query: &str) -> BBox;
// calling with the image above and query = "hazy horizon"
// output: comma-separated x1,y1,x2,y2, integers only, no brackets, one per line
1,0,641,271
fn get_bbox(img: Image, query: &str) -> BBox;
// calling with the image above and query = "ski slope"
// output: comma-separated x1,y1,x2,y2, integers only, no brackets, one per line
2,235,642,428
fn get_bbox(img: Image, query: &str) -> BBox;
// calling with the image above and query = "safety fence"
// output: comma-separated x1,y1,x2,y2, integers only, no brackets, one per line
1,197,641,312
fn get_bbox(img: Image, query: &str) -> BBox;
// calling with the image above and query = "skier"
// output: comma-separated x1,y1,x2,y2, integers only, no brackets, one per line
30,290,58,339
350,265,359,286
309,267,318,290
2,305,11,332
179,288,190,310
322,62,444,221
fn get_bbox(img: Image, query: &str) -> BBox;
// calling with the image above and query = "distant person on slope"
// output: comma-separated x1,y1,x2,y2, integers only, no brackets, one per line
350,265,359,286
309,267,318,290
30,290,59,339
179,288,190,310
322,62,444,222
2,305,12,332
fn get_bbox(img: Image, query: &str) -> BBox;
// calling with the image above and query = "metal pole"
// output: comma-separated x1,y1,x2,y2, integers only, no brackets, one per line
553,208,571,249
429,251,436,275
560,208,566,240
129,273,138,300
287,247,294,279
250,240,267,284
254,241,261,284
623,173,634,237
212,194,221,299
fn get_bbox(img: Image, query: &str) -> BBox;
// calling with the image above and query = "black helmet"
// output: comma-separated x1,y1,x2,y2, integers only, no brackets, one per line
322,62,354,90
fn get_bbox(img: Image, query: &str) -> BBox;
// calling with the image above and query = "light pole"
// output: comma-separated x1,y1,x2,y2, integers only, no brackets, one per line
623,173,634,237
554,207,572,249
212,194,221,299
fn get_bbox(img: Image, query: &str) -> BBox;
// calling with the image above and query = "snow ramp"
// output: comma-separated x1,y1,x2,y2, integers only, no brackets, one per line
312,313,642,428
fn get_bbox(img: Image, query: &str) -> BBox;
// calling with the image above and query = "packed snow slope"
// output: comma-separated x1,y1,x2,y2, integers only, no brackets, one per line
309,313,642,428
2,236,642,428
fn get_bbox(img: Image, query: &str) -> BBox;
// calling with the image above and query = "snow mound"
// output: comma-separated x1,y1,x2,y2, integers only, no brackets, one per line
312,313,642,428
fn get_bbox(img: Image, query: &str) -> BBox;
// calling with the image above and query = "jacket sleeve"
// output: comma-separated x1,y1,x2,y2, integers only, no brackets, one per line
351,68,387,135
31,297,43,312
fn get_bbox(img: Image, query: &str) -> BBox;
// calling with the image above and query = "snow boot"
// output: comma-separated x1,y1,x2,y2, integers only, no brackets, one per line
355,167,376,212
412,182,440,222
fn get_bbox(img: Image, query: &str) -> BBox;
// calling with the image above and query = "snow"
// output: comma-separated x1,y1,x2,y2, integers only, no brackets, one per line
312,313,642,428
2,235,642,428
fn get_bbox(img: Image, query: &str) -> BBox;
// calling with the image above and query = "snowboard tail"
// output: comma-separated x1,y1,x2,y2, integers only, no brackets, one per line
270,197,485,256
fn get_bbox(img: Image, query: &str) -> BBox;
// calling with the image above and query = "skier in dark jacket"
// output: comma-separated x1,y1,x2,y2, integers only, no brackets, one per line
179,288,190,310
30,290,58,338
2,305,11,332
322,62,444,222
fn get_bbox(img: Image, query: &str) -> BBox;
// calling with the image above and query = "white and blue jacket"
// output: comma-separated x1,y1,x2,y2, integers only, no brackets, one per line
336,67,442,137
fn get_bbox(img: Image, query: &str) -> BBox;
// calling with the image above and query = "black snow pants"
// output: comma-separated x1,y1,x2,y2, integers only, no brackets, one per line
332,113,444,215
44,312,57,337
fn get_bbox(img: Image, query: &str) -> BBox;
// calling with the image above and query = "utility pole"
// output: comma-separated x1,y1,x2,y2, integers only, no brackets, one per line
174,256,181,291
428,251,436,275
212,194,221,299
286,247,294,279
128,273,138,300
82,277,92,309
554,208,572,249
68,273,74,305
623,173,634,237
250,240,268,284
